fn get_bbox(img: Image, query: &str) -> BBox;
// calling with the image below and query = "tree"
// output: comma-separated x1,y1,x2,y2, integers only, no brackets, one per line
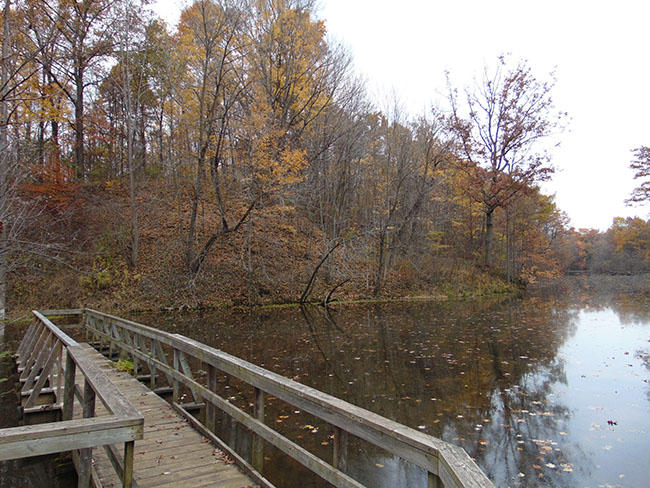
0,0,77,321
448,55,566,267
362,104,450,296
176,0,250,275
110,0,150,268
627,146,650,205
35,0,118,179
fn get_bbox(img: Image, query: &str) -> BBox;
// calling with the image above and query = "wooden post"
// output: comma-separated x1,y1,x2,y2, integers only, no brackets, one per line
132,334,139,378
79,378,96,487
251,387,265,473
150,339,158,390
62,350,76,421
206,364,217,432
19,327,48,379
108,324,114,359
123,440,135,488
83,310,89,343
428,472,442,488
333,426,348,472
172,348,179,403
55,344,64,404
16,321,37,359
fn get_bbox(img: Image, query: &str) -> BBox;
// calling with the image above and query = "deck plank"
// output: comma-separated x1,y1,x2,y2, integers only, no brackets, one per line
72,344,255,488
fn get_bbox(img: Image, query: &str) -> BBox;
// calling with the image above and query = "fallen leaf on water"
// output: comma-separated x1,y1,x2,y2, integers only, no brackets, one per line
376,464,384,468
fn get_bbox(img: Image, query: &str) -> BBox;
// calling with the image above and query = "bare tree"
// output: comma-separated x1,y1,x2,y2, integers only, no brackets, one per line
448,56,566,267
1,0,42,320
37,0,118,179
627,146,650,205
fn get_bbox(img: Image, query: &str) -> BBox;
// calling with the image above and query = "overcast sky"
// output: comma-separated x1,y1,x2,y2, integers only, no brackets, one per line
153,0,650,230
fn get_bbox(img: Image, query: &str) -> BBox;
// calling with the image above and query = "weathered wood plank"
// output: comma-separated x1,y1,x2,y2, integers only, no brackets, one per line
68,344,254,488
173,404,275,488
0,418,143,460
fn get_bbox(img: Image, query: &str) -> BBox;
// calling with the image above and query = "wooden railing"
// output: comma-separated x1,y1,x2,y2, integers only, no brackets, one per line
83,308,494,488
0,310,144,488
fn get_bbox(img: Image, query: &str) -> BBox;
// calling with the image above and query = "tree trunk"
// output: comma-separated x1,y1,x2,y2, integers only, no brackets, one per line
374,231,387,296
126,93,138,268
0,0,10,323
485,205,495,267
74,67,85,179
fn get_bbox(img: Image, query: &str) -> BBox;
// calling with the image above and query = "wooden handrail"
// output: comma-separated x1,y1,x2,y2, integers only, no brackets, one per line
0,310,144,488
84,308,494,488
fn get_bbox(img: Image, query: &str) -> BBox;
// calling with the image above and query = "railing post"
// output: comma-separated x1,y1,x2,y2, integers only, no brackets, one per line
132,334,139,378
108,321,114,359
206,364,217,432
82,309,88,343
62,350,76,421
20,327,48,379
333,426,348,472
150,339,158,390
16,321,37,360
251,387,265,473
172,348,179,403
428,472,442,488
78,378,96,488
123,440,135,488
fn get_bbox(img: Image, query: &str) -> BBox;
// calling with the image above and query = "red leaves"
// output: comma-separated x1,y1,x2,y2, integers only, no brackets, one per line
21,158,80,212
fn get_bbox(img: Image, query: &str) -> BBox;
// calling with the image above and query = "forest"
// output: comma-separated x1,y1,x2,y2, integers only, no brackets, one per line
1,0,649,316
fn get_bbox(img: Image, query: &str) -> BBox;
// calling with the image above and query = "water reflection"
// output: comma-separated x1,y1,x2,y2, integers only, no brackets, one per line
132,276,650,488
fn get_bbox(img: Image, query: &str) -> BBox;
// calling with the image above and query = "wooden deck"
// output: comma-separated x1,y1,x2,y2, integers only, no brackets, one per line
75,344,255,488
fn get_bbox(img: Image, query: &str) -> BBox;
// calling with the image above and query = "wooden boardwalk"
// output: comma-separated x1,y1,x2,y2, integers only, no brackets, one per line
8,309,493,488
75,344,255,488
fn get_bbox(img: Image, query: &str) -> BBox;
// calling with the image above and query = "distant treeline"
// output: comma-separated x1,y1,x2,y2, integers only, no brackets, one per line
563,217,650,275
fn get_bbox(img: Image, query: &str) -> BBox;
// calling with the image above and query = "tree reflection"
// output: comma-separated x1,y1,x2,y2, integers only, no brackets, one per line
130,275,649,487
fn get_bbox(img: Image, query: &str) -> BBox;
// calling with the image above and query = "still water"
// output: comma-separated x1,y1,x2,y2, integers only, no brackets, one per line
134,276,650,488
1,276,648,487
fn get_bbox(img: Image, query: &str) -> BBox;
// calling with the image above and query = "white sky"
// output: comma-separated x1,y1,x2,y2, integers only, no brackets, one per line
153,0,650,230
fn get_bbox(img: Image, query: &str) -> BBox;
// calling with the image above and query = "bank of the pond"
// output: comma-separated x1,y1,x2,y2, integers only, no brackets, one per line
8,182,525,317
8,260,519,319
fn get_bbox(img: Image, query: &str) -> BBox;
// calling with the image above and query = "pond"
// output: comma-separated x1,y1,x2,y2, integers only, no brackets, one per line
1,275,649,487
132,275,650,488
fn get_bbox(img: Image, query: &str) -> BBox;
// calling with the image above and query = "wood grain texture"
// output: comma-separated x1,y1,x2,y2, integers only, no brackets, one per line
74,344,255,488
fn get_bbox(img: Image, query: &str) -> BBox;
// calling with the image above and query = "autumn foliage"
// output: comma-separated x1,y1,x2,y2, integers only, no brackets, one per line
1,0,648,314
21,158,80,212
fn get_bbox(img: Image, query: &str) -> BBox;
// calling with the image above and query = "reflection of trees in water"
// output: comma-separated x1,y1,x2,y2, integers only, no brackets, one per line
532,275,650,324
134,294,588,487
294,298,584,487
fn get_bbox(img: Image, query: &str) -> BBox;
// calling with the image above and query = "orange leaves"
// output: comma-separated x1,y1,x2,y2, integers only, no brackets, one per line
21,159,79,212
